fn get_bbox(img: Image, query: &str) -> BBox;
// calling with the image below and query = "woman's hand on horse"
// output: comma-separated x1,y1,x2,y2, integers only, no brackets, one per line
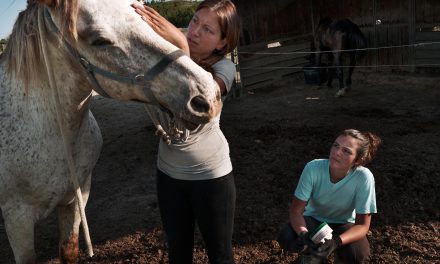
131,3,190,55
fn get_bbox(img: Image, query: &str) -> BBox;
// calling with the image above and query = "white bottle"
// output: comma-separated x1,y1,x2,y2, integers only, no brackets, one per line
310,222,333,244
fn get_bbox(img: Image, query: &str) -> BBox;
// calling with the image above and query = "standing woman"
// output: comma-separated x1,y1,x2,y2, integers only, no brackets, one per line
278,129,381,263
132,1,241,263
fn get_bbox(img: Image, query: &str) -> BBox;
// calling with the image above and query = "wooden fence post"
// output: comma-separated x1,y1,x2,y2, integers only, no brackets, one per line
408,0,416,72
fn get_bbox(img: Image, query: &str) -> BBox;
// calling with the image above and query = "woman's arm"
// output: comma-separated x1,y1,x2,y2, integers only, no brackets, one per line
338,213,371,245
131,3,226,95
214,76,227,96
131,3,190,55
289,196,308,234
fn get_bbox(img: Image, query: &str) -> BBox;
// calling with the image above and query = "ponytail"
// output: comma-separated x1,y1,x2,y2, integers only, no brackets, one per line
339,129,382,167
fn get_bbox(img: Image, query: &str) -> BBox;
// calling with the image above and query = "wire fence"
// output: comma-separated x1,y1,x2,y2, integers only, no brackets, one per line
236,41,440,70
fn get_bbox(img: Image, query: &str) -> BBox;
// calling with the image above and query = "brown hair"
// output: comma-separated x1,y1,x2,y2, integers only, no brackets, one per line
193,0,241,70
339,129,382,167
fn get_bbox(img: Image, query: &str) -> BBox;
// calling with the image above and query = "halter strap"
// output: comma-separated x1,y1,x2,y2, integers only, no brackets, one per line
43,8,185,101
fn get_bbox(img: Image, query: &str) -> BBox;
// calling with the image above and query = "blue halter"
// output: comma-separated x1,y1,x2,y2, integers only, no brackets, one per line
43,8,185,101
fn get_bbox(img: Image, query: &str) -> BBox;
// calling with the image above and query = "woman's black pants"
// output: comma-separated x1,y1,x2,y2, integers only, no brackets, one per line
157,170,236,264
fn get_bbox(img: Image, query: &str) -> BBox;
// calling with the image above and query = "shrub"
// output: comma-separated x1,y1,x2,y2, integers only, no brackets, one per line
148,1,199,28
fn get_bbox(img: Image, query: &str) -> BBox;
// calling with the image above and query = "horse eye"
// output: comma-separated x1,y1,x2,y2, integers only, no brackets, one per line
91,37,113,47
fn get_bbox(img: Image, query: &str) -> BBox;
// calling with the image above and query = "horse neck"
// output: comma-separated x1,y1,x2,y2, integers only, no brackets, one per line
3,47,93,136
37,49,93,133
38,5,95,133
2,4,93,135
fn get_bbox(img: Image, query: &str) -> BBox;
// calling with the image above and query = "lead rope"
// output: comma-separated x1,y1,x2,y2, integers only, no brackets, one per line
38,9,94,257
144,104,172,144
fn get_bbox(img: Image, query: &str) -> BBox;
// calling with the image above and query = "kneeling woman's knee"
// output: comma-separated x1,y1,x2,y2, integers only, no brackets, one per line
277,223,304,252
337,238,370,263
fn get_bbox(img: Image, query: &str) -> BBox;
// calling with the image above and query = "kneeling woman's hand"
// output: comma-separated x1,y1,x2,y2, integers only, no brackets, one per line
277,224,317,253
309,236,342,258
298,231,319,250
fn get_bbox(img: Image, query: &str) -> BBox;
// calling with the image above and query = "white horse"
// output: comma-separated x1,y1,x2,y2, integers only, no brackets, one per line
0,0,222,263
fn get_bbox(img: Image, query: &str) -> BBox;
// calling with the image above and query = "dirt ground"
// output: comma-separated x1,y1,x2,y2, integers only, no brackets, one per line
1,71,439,263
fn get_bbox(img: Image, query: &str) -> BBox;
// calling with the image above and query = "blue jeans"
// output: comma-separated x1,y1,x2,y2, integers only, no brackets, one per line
157,170,236,264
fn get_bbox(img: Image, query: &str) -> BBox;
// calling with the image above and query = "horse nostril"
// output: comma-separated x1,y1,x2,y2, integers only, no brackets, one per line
190,95,210,113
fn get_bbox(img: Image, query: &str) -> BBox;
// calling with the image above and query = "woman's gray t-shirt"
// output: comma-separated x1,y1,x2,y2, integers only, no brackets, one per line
157,58,236,180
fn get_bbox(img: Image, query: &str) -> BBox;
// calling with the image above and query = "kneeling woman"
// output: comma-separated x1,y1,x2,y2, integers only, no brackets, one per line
278,129,381,263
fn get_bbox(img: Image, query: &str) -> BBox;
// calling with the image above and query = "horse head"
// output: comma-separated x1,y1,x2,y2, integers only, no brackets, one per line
39,0,222,128
318,17,333,28
315,17,333,42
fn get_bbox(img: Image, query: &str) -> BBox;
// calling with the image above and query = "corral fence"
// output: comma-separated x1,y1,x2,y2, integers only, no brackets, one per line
232,0,440,93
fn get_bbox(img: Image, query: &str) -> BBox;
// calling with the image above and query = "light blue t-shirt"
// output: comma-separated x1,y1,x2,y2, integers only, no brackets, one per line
294,159,377,223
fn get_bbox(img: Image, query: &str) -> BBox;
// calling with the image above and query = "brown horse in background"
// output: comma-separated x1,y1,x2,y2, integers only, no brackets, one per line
313,17,367,97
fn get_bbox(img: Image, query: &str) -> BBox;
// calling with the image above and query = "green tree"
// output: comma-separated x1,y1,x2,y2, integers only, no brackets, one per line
149,1,198,28
0,38,7,53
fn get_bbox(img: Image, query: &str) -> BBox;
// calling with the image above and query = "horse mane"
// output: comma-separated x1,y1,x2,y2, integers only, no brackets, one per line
3,0,79,90
318,17,333,27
